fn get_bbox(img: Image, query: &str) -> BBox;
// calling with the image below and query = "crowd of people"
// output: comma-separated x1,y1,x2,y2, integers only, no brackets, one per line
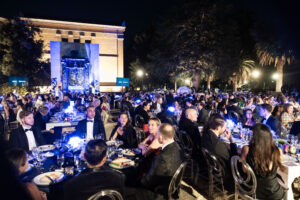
1,88,300,200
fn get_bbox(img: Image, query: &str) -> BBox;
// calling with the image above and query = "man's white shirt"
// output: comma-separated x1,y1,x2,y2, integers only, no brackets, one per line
23,126,37,151
86,118,94,141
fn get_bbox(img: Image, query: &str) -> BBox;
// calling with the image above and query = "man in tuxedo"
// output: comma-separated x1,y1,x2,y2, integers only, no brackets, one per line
196,102,209,126
259,104,281,136
64,139,125,200
76,106,106,141
139,123,183,199
9,110,45,152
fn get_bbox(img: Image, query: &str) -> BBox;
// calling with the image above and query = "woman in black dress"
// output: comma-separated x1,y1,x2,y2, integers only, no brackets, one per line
241,124,286,200
110,112,137,148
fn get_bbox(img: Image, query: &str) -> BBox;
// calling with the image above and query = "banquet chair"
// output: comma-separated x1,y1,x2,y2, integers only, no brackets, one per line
168,162,187,200
88,189,124,200
230,155,257,200
134,114,144,129
175,131,195,179
133,127,147,144
228,111,240,124
201,147,232,199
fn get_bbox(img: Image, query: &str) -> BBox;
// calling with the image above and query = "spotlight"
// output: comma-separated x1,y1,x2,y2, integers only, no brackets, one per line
167,106,176,113
272,73,279,80
68,137,84,149
252,70,261,78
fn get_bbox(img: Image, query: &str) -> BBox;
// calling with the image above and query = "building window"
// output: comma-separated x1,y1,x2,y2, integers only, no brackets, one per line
91,33,96,37
74,39,80,43
85,40,91,43
56,30,61,34
62,38,68,42
80,32,85,36
68,31,73,35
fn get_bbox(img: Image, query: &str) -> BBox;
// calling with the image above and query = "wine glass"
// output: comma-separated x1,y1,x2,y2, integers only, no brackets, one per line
57,154,64,169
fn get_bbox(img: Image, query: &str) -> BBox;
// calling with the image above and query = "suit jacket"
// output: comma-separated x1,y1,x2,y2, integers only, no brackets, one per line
201,130,237,179
141,142,183,197
76,118,106,140
9,126,46,152
179,118,201,157
197,108,209,126
265,115,281,136
64,166,125,200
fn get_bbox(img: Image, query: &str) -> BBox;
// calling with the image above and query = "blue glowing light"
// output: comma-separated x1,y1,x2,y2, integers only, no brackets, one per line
135,99,141,104
188,96,193,100
167,106,176,113
226,119,235,129
68,136,84,149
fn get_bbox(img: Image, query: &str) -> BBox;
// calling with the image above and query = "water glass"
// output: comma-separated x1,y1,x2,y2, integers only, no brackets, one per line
57,154,64,168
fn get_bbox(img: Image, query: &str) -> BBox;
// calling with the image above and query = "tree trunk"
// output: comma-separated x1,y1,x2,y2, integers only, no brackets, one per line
276,64,283,92
207,74,213,90
192,74,200,91
233,75,238,92
174,80,177,91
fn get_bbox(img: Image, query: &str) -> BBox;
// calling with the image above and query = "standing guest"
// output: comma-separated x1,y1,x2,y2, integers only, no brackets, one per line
243,109,256,129
201,114,237,183
260,104,281,136
138,118,162,156
64,140,125,200
241,124,286,200
244,97,256,111
76,106,106,141
151,95,163,115
197,102,209,126
110,112,137,148
138,123,183,199
9,111,45,152
6,149,47,200
135,101,152,124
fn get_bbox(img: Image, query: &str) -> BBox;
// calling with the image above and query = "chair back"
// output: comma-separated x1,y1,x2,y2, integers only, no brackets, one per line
227,110,240,124
88,189,123,200
9,121,19,130
168,162,187,200
133,127,147,144
201,148,224,178
134,114,144,128
230,155,257,199
175,131,193,156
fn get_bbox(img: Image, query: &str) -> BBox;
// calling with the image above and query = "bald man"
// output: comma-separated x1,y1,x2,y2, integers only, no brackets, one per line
179,108,202,158
140,123,183,199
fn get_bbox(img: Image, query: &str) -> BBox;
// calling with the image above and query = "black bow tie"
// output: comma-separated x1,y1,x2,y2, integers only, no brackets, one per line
24,128,32,133
87,120,94,123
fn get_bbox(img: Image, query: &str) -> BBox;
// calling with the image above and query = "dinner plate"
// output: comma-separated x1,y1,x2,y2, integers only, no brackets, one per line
121,149,135,157
109,158,135,169
33,172,64,186
42,152,55,157
38,145,55,152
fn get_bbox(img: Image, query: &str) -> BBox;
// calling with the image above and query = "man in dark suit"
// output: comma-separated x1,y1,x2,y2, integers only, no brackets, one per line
34,106,51,131
76,106,106,141
64,139,125,200
9,110,45,152
259,104,281,136
201,114,237,185
139,123,183,199
179,108,201,158
227,99,243,122
196,102,209,126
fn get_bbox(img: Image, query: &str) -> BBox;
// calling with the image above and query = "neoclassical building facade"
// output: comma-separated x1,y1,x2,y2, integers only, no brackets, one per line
23,17,125,92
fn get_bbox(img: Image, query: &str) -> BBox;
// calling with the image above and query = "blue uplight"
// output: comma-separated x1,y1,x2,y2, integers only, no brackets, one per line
135,99,141,104
226,119,235,130
167,106,176,113
68,136,84,149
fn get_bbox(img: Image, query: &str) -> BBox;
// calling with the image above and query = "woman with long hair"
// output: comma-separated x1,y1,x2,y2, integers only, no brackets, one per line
243,109,256,129
281,103,296,129
138,118,162,156
241,124,286,200
110,112,137,148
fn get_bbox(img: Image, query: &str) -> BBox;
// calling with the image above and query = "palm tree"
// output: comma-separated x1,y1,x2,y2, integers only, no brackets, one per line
256,43,294,92
230,59,255,92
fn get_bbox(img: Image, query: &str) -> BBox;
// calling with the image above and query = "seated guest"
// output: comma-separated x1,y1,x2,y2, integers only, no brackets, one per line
110,112,137,148
281,103,296,130
9,111,45,152
272,104,284,123
259,104,281,136
64,140,125,200
34,106,51,131
241,124,286,200
139,123,183,199
76,106,106,141
244,97,256,111
179,108,201,158
201,114,237,182
135,101,152,125
243,109,256,129
6,148,47,200
227,98,244,122
139,118,162,156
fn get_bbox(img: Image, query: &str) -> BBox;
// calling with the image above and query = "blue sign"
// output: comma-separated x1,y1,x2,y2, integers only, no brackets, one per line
9,76,28,86
116,78,129,86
